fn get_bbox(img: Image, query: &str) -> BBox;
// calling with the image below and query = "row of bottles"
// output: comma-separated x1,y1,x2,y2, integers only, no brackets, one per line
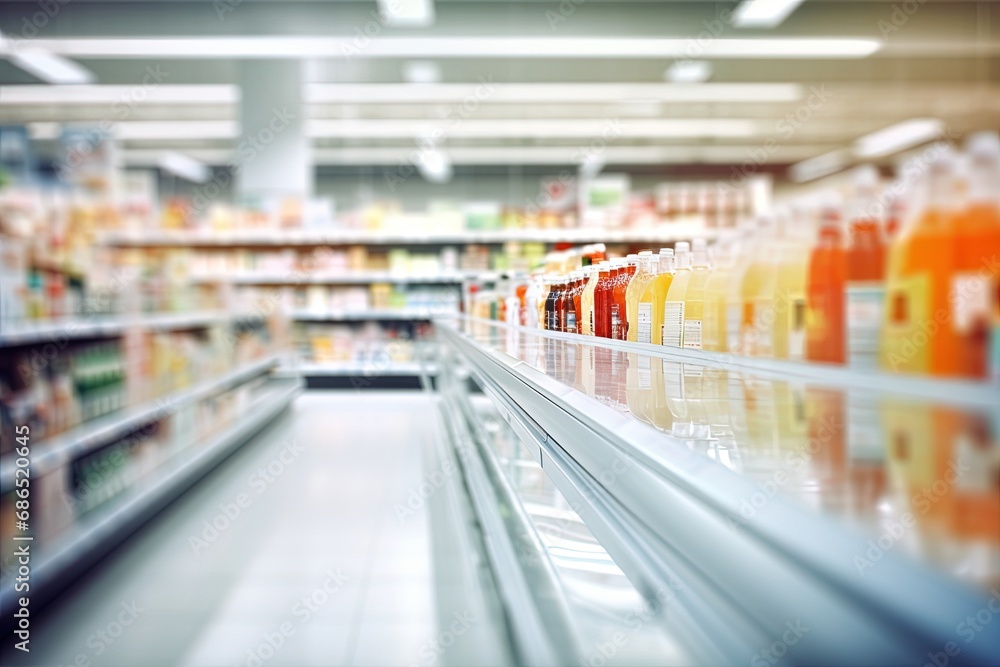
496,131,1000,382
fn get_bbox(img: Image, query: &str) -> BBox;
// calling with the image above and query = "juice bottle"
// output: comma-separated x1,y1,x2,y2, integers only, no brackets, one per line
525,273,542,328
593,262,614,338
581,265,599,336
725,222,756,355
774,207,811,361
612,259,631,340
704,237,737,353
570,271,584,334
740,216,778,357
537,276,550,328
880,150,961,376
639,249,675,345
544,277,560,331
806,200,847,364
682,239,711,350
845,166,887,370
555,276,571,332
952,132,1000,381
626,250,655,342
663,242,692,348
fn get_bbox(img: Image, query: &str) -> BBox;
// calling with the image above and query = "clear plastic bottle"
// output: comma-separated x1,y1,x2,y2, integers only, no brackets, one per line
639,249,675,345
626,251,655,342
662,242,692,348
593,262,615,338
581,265,600,336
682,239,711,350
845,166,887,369
740,216,778,357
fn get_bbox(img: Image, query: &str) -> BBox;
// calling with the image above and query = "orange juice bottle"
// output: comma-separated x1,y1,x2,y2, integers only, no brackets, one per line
663,242,692,348
741,216,778,357
638,249,674,345
626,251,655,342
613,257,636,340
682,239,711,350
846,166,887,370
880,150,962,376
952,132,1000,381
807,199,847,364
581,265,600,335
593,261,615,338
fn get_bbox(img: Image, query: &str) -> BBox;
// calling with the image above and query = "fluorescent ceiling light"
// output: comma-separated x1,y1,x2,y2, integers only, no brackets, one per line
665,61,713,83
9,48,95,84
789,149,852,183
308,118,759,139
402,60,441,84
307,83,803,104
379,0,434,27
733,0,806,28
0,85,238,105
8,37,881,59
29,121,237,141
853,119,945,159
158,152,212,183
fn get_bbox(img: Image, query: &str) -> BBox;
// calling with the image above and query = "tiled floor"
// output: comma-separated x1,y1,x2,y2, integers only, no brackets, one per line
2,392,459,667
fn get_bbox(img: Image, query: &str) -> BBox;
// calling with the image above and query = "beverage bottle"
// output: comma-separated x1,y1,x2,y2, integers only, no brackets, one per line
626,251,655,342
663,241,692,348
845,166,888,370
515,276,529,326
774,206,811,361
880,150,962,376
581,265,600,335
724,221,756,355
806,200,848,364
544,277,560,331
638,249,675,345
704,237,736,352
682,239,711,350
952,132,1000,381
740,216,778,357
571,271,584,334
536,275,550,328
611,259,630,340
524,274,542,328
554,276,569,332
593,262,614,338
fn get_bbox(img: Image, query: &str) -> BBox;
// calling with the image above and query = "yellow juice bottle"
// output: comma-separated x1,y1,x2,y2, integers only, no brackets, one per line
681,238,711,350
774,209,811,361
626,251,655,342
580,265,600,336
637,249,674,345
663,242,692,348
703,239,734,352
724,223,756,355
740,216,778,357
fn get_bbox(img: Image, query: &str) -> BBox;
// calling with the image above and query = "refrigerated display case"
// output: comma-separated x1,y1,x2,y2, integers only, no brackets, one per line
432,315,1000,666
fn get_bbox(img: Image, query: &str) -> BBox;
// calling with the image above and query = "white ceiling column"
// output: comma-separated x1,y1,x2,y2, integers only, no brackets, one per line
237,59,312,203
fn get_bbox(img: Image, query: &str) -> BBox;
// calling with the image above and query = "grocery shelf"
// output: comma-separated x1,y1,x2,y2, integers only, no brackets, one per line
456,316,1000,410
290,309,437,321
191,272,473,285
277,361,439,376
0,377,301,621
0,311,267,347
436,318,999,666
99,223,712,248
0,353,283,486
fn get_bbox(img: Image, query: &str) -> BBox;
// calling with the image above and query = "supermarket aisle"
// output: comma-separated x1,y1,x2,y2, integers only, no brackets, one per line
2,392,462,667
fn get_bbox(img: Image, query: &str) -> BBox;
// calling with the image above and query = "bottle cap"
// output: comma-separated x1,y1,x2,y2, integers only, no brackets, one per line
638,250,653,256
675,241,690,254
